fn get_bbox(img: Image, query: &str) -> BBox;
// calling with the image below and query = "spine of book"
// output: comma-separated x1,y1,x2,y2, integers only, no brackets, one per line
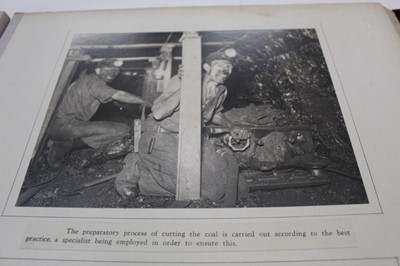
384,7,400,37
394,9,400,22
0,13,23,59
0,11,10,39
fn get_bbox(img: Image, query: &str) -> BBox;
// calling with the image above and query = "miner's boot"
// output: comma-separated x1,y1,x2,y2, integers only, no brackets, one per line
47,139,73,169
78,136,133,169
115,153,141,199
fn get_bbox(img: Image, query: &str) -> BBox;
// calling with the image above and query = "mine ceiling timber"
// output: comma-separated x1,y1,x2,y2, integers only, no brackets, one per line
69,31,240,71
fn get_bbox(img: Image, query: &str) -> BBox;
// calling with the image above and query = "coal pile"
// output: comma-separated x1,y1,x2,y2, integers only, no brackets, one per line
226,29,360,176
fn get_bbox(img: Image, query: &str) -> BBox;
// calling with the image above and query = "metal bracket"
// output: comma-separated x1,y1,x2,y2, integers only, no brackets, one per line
133,119,141,153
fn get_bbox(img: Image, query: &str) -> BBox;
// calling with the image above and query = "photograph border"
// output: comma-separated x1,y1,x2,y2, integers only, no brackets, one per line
0,14,383,219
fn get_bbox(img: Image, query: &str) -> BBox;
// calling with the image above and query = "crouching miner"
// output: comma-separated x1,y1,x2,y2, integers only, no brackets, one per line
115,48,249,206
47,58,149,169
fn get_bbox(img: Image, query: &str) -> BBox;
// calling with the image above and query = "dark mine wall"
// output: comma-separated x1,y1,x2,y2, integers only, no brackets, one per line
225,29,360,175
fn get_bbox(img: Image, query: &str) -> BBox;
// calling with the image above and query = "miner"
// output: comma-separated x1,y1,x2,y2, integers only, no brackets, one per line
115,48,249,203
47,58,149,169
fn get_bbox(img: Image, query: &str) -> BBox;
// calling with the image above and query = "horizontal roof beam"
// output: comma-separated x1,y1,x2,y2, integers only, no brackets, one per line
70,41,233,50
92,56,182,62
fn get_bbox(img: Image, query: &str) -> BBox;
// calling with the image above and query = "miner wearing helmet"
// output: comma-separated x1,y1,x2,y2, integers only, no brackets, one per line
115,48,249,204
47,58,149,169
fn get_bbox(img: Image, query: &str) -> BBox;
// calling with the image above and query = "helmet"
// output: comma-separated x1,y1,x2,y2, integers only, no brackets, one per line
97,58,123,69
205,48,237,65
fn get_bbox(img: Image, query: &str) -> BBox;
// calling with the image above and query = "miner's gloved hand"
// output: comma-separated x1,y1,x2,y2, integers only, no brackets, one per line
114,153,140,199
229,126,251,141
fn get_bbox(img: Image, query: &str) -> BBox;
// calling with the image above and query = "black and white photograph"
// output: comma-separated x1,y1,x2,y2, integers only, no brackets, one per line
16,29,369,209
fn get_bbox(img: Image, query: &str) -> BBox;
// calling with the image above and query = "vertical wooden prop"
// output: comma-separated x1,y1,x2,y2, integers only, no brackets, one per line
176,32,202,201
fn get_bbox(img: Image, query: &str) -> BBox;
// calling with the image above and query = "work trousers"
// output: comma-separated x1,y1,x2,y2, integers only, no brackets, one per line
48,117,130,149
137,132,235,201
